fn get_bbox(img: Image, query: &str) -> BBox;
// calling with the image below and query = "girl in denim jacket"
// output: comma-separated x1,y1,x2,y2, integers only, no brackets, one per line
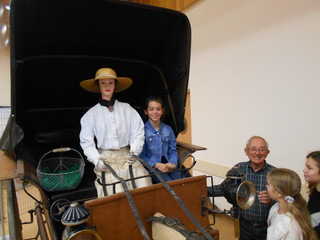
139,97,182,183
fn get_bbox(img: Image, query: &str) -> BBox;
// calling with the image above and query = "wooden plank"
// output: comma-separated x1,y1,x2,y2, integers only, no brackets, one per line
131,0,200,11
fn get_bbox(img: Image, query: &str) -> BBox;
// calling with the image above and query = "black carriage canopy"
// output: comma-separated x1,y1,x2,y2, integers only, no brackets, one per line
0,0,191,160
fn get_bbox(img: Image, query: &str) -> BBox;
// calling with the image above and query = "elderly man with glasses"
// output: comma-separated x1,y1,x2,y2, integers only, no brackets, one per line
208,136,276,240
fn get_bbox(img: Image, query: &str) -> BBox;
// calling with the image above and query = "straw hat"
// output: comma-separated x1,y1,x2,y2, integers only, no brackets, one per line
80,68,133,93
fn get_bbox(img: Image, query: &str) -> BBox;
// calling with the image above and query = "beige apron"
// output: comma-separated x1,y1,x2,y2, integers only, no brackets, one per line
94,147,152,198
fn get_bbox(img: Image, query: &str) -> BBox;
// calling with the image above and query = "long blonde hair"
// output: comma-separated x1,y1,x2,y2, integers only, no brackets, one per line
268,168,317,240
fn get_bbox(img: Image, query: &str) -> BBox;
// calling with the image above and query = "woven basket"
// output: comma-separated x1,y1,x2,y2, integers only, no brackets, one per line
37,148,85,192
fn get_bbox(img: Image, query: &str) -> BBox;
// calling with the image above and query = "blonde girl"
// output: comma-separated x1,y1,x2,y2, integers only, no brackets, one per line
266,168,317,240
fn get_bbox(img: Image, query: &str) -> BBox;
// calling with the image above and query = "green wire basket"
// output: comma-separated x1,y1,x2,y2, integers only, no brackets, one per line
37,148,85,192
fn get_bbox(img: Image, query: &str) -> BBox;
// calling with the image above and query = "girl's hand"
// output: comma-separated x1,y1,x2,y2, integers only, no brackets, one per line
154,163,168,172
166,163,176,170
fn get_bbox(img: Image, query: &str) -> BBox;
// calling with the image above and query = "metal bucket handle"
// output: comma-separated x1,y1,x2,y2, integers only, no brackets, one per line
39,148,84,163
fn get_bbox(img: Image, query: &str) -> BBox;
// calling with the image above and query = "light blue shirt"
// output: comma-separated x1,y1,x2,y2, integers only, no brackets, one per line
139,120,178,167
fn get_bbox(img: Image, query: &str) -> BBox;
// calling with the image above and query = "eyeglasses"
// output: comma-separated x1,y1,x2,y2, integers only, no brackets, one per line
246,147,268,153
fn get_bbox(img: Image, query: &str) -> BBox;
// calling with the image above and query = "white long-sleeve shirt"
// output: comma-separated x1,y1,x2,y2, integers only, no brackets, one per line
267,202,303,240
80,100,145,165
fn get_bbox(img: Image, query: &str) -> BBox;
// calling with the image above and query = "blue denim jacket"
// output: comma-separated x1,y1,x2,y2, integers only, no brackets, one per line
139,120,178,167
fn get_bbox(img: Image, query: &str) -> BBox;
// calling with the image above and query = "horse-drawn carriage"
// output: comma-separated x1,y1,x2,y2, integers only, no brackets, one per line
0,0,255,239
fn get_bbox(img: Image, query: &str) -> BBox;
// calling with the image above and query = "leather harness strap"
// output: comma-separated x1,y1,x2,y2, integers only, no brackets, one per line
139,156,215,240
129,165,137,189
101,172,108,197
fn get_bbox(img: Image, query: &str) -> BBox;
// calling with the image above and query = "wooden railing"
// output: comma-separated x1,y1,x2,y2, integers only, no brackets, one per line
130,0,201,11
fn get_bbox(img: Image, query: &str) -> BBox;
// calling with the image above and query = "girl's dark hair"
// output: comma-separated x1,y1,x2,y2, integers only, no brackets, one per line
144,96,164,110
306,151,320,195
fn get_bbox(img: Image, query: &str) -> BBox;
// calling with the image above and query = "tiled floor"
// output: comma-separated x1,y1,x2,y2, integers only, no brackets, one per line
210,212,238,240
0,181,41,239
16,183,41,239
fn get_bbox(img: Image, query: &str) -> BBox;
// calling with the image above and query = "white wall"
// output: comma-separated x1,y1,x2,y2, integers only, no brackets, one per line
184,0,320,209
0,48,10,106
